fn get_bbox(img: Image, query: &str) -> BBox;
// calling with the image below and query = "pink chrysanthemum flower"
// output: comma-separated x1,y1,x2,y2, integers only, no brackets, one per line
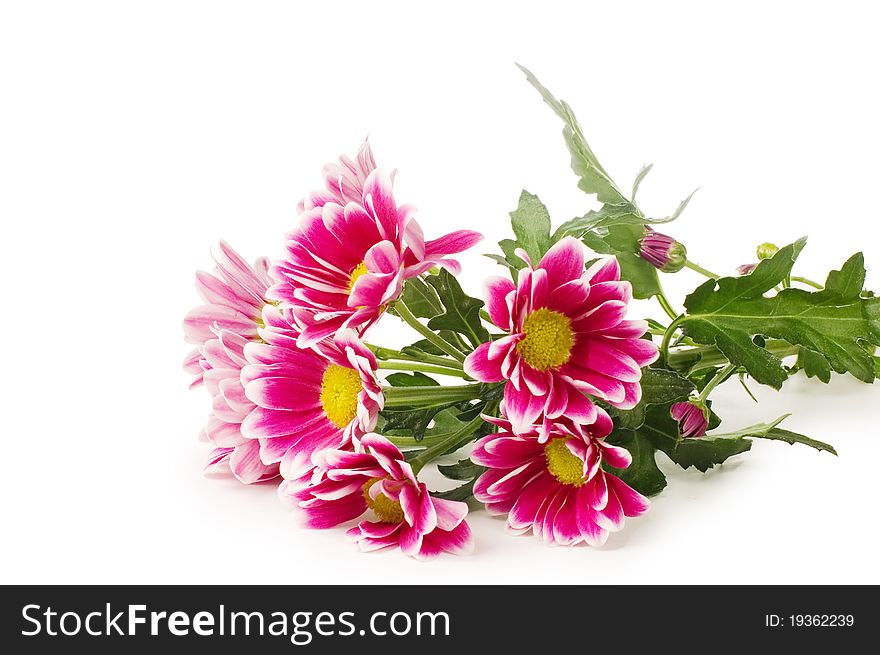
183,240,275,378
671,400,709,438
286,434,473,559
464,237,659,434
240,324,383,479
472,412,649,546
269,143,482,346
183,241,279,483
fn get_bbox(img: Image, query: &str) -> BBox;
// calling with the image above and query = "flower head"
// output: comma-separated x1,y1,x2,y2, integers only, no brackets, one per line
471,412,649,546
183,241,279,483
639,227,687,273
240,323,383,479
465,237,658,434
286,434,473,559
671,400,709,438
269,142,482,347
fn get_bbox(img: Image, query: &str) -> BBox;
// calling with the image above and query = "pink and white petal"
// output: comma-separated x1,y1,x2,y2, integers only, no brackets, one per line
607,474,650,517
431,497,470,531
484,276,516,329
463,342,504,382
229,440,278,484
584,257,621,285
538,236,586,291
424,230,483,257
417,521,474,558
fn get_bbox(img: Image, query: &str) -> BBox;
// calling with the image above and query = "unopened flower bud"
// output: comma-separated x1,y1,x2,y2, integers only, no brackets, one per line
670,400,709,438
736,262,758,276
639,228,688,273
756,242,779,260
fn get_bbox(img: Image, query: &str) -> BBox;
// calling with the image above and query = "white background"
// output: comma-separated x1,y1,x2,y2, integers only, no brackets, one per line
2,1,879,585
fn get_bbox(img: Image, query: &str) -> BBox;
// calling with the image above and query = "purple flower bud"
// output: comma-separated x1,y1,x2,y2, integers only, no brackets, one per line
670,401,709,438
736,262,758,276
639,227,687,273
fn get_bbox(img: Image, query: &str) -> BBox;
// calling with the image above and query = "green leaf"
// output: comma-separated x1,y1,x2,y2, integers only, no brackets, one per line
438,458,487,481
646,188,699,223
382,404,466,442
509,190,552,263
796,346,832,383
637,405,750,472
552,203,643,241
399,276,443,318
432,478,479,502
631,164,653,202
614,367,695,430
517,64,628,205
384,371,438,387
707,414,836,456
604,430,667,496
617,252,662,300
425,269,490,349
682,243,880,387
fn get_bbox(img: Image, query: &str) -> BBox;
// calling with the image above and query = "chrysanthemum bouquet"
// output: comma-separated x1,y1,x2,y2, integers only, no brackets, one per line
183,67,879,557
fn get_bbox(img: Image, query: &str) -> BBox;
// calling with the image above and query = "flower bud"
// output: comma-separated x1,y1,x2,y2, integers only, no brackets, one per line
670,400,709,438
756,242,779,260
639,228,688,273
736,262,758,276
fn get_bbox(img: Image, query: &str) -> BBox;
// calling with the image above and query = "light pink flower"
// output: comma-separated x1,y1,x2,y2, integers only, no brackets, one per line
671,401,709,438
240,323,383,480
269,143,482,346
183,241,279,483
465,237,659,435
286,434,473,559
472,412,649,546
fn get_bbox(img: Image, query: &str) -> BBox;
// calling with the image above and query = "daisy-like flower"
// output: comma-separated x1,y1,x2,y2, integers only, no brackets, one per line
183,240,275,380
286,434,473,559
472,411,649,546
465,237,659,434
671,400,709,438
183,241,279,483
269,143,482,346
240,324,383,479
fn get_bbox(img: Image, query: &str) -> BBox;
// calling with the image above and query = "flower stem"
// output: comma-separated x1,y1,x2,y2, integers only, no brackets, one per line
684,259,720,279
369,345,464,369
382,383,484,408
656,291,679,321
667,340,800,371
791,275,823,290
660,314,689,364
410,414,487,474
698,363,738,401
393,300,467,362
376,360,471,379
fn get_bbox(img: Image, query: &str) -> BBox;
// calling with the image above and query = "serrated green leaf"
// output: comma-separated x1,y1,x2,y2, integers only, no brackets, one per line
617,252,662,299
425,269,490,349
552,203,643,241
384,371,439,387
631,164,653,202
604,430,667,496
681,243,880,387
399,276,443,318
518,64,628,205
432,478,479,502
797,346,832,383
510,190,552,263
614,367,695,429
708,414,836,455
646,188,699,223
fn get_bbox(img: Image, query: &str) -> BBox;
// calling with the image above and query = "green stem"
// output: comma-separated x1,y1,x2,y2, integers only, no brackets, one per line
369,345,464,369
394,300,467,362
698,363,737,401
656,292,679,321
377,360,470,379
684,259,720,279
411,414,487,474
791,276,823,290
667,340,801,371
382,383,484,408
660,314,688,363
479,308,494,325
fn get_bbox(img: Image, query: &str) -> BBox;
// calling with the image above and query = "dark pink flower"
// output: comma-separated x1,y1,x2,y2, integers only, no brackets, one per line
471,412,649,546
240,322,383,479
286,435,473,559
671,401,709,438
638,227,687,273
464,237,658,435
183,241,279,483
269,143,482,347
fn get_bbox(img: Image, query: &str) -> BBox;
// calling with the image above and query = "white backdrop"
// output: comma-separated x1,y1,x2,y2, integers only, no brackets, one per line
2,0,878,585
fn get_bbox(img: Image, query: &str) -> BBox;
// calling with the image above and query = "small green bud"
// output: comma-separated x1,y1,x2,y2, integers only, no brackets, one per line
756,242,779,260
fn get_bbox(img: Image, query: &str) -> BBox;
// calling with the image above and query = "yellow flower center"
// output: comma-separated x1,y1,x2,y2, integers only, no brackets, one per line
517,308,574,371
363,478,405,524
544,438,585,486
319,365,362,428
348,262,369,291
